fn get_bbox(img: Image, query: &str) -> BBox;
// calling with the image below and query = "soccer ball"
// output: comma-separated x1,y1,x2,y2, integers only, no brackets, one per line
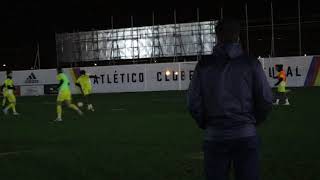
77,102,84,107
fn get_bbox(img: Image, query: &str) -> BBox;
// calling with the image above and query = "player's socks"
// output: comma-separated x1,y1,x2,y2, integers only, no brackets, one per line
273,99,280,105
57,105,62,119
2,98,6,107
3,103,14,115
5,103,13,111
12,104,19,115
12,104,17,113
69,104,83,115
3,107,8,115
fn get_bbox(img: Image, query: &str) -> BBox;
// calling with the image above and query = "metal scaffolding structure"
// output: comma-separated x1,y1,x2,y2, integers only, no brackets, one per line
56,19,216,63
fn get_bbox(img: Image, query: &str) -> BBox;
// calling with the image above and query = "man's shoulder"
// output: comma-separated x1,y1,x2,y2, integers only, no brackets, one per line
198,54,260,67
231,54,262,69
198,54,219,67
232,53,258,62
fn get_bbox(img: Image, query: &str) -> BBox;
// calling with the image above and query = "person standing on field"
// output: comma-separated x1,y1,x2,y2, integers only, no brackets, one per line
187,18,273,180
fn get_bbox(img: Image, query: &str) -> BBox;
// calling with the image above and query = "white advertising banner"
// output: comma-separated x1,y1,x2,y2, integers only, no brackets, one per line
78,65,147,93
262,56,315,87
20,85,44,96
67,62,196,93
12,69,57,86
1,56,319,96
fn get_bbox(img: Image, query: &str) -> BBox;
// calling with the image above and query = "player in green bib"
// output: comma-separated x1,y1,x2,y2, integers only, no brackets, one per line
55,68,83,121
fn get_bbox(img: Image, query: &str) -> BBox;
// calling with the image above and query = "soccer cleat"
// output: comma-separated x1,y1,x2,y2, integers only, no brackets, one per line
284,102,290,106
87,104,95,112
284,99,290,106
54,117,63,122
273,99,280,106
13,112,20,116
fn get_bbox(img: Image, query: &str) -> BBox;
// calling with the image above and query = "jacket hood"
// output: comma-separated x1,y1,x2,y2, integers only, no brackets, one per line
213,43,244,59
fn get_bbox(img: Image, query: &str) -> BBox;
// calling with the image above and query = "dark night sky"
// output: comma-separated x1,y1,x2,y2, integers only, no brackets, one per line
1,1,320,70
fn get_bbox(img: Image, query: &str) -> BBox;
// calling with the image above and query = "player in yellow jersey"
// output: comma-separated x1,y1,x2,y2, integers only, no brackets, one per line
55,68,83,121
273,64,290,105
1,70,19,115
75,70,94,111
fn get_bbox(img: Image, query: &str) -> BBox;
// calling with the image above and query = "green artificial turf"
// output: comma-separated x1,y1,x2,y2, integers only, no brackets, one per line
0,88,319,180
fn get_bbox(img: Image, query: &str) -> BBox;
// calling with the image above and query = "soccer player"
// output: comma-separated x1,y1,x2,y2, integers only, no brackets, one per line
1,70,19,115
55,67,83,121
75,70,94,111
273,64,290,105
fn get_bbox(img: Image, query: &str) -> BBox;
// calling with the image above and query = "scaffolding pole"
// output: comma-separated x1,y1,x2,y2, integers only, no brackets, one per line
110,16,120,61
298,0,302,56
197,8,203,61
93,30,99,62
270,2,275,57
131,16,135,63
173,9,185,62
110,16,115,64
151,11,155,63
55,32,59,68
151,11,163,63
33,42,41,69
173,9,177,62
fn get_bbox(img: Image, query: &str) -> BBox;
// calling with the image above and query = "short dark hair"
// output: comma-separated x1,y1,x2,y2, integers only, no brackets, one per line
6,70,12,76
275,64,284,71
215,18,241,43
57,67,63,73
80,70,86,75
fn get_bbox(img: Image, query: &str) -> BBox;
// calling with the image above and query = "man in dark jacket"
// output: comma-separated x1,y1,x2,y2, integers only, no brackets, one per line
187,19,273,180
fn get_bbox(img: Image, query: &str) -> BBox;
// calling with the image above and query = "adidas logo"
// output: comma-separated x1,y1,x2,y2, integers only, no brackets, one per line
25,72,39,83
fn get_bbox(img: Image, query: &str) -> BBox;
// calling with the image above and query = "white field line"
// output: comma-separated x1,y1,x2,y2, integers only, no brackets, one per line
0,150,32,157
111,108,126,111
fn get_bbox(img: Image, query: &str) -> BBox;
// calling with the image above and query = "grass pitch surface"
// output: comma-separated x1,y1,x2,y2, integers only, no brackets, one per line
0,88,319,180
